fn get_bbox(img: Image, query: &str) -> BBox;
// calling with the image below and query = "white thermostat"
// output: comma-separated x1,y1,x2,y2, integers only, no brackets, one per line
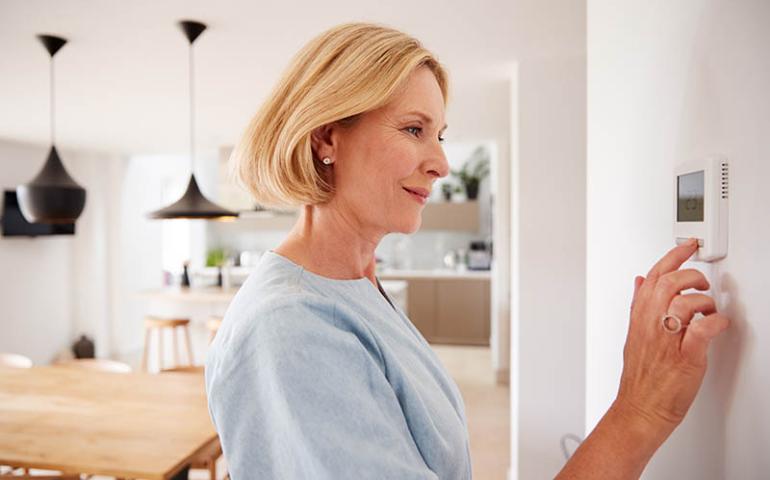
673,157,729,262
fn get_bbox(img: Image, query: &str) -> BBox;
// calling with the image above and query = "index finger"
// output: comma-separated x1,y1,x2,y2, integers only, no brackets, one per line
646,238,699,281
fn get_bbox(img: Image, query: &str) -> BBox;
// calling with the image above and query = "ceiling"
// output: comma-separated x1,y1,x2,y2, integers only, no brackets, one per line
0,0,583,156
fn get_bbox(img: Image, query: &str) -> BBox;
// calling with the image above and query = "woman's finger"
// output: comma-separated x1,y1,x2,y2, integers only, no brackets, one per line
666,293,717,328
646,239,698,281
652,269,710,309
680,313,730,367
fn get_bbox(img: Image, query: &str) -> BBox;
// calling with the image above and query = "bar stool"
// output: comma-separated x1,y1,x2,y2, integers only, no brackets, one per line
206,316,223,344
142,316,194,372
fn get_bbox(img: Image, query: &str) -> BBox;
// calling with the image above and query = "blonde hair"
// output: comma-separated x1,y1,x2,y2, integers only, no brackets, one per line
231,22,448,208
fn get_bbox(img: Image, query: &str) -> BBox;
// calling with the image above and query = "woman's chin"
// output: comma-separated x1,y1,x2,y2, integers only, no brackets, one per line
394,215,422,234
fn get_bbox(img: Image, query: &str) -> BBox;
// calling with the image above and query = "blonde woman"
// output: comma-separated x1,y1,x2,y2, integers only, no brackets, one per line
205,23,729,479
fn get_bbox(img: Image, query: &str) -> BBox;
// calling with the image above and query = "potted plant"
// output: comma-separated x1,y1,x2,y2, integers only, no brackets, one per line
441,183,454,201
451,146,490,200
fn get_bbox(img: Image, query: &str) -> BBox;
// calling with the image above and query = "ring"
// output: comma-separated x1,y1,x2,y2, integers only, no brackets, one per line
661,314,685,334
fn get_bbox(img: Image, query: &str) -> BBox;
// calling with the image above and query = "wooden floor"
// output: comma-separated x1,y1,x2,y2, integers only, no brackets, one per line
432,345,510,480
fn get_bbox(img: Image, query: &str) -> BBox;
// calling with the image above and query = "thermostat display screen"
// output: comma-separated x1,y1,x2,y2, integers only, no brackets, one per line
677,171,705,222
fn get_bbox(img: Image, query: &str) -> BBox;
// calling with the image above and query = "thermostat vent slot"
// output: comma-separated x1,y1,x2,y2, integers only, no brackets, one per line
720,162,729,199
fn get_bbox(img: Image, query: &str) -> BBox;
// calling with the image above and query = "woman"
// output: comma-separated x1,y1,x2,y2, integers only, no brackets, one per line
205,23,729,479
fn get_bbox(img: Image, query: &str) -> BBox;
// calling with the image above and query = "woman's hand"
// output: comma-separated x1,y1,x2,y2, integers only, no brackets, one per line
556,239,730,479
613,238,730,437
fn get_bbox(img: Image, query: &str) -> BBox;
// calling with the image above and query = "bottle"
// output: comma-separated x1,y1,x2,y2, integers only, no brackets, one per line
181,261,190,287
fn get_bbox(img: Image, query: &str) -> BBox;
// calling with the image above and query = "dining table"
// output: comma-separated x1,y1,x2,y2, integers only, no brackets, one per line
0,365,218,479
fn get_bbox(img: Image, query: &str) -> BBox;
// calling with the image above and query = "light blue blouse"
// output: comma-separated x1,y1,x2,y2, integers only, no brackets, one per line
205,251,472,479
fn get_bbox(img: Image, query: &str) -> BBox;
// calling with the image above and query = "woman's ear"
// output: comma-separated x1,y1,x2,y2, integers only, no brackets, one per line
310,123,335,161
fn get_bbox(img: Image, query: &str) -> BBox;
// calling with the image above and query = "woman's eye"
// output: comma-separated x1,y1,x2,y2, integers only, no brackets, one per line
405,126,422,137
438,135,446,144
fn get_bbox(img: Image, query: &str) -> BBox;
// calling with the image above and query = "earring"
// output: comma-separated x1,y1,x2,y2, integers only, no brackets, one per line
322,157,334,165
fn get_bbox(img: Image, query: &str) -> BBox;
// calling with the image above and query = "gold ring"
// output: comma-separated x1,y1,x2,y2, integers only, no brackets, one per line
661,314,685,334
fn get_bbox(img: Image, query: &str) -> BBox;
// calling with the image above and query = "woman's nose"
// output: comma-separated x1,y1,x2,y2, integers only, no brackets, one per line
424,143,450,179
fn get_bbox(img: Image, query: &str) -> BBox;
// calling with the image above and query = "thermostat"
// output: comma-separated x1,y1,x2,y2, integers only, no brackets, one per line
673,157,729,262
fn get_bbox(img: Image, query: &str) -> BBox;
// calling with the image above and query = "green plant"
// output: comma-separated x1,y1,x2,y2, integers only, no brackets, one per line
450,146,490,199
440,182,458,201
206,248,227,267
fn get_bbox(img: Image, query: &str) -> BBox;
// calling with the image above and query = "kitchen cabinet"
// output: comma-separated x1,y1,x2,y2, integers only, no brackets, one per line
434,279,490,344
419,201,480,231
383,275,491,346
402,279,437,339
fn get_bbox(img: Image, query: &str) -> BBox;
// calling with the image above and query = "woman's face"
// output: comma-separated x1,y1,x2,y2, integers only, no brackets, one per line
320,66,449,235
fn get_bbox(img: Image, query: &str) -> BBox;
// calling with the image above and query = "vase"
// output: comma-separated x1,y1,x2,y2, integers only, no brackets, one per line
465,182,479,200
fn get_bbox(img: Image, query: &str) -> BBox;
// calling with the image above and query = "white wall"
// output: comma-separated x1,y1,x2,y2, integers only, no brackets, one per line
587,0,770,478
0,140,123,363
0,140,209,362
513,56,587,479
504,2,587,478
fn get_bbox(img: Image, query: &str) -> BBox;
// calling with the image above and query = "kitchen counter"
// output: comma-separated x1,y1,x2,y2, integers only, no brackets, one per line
377,268,491,280
138,286,241,303
139,280,408,310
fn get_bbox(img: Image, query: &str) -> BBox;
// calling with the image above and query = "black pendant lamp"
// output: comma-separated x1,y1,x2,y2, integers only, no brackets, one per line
148,20,237,220
17,35,86,224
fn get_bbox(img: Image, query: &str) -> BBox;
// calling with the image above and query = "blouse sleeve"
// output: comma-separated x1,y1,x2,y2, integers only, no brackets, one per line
205,294,438,480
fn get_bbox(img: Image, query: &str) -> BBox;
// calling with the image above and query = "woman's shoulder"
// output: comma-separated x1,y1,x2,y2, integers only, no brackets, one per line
225,286,339,347
225,251,334,320
208,252,385,369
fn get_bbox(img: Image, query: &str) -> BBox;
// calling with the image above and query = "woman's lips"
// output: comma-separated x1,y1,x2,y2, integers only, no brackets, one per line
403,186,429,205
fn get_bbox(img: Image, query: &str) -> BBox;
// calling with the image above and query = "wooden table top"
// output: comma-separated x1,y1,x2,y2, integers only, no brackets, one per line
0,366,218,479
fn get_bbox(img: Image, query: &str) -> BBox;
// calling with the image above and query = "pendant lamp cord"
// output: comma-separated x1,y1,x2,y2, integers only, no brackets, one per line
188,41,195,174
50,56,55,146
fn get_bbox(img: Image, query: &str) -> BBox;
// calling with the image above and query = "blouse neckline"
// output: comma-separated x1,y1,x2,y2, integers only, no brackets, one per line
264,250,396,311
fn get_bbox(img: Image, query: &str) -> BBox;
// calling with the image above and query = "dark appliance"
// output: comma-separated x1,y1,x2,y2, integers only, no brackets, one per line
1,190,75,237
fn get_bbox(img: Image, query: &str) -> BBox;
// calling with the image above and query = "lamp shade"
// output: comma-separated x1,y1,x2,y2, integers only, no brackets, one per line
147,20,238,221
17,147,86,224
16,34,87,224
148,174,236,220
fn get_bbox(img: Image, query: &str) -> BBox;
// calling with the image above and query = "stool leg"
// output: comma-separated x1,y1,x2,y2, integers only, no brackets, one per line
172,326,180,369
183,325,194,366
141,327,151,372
158,328,164,372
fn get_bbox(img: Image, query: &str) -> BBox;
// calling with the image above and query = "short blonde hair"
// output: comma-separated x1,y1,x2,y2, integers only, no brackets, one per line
232,22,448,208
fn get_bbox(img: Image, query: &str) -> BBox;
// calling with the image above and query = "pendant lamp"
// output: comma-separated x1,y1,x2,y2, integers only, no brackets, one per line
16,35,86,224
148,20,237,220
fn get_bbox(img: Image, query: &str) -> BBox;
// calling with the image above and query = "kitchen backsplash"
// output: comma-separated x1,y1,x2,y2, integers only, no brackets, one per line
203,228,486,271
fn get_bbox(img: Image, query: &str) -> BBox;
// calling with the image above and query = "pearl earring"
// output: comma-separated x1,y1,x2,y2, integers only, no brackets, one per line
322,157,334,165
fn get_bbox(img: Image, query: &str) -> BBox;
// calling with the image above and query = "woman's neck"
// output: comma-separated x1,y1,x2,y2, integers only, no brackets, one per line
274,205,383,286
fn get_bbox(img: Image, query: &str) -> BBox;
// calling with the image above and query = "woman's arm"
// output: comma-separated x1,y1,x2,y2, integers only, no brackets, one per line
556,240,730,479
556,401,669,479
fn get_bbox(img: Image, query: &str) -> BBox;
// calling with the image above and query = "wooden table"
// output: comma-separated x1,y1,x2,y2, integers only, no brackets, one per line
0,366,218,479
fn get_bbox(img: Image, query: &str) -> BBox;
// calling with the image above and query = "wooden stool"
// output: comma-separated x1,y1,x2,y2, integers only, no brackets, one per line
205,316,223,344
142,316,194,372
